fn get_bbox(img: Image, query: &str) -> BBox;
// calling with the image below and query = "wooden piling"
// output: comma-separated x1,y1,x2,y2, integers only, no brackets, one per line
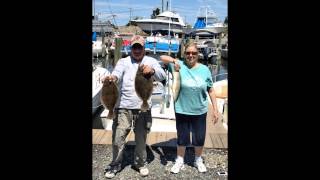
114,38,123,66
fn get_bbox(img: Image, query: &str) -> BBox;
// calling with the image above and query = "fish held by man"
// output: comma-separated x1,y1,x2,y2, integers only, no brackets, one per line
135,65,154,112
100,80,119,119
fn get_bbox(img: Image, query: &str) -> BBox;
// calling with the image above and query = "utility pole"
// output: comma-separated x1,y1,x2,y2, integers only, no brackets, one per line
129,8,132,26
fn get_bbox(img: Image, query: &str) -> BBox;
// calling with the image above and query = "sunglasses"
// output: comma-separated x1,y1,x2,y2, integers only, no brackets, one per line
185,51,198,55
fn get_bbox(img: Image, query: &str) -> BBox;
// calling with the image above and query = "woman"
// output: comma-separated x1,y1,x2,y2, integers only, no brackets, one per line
160,43,220,174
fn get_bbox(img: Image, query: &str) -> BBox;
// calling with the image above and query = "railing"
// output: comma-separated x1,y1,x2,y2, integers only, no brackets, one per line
213,73,228,82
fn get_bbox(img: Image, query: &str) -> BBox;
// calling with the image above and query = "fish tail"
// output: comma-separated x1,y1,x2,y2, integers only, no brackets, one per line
106,110,113,119
141,101,149,112
173,92,179,102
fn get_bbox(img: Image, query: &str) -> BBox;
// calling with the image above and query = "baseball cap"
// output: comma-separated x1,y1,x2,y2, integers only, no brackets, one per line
130,35,145,46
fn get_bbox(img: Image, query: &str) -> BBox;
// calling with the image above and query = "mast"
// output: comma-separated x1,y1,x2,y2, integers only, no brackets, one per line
168,0,171,55
93,0,95,17
205,6,208,27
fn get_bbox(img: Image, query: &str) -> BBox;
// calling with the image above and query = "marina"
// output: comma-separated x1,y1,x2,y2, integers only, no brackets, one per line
92,0,227,178
92,53,228,148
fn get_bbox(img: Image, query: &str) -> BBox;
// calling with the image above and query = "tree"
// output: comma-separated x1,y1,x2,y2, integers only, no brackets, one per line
151,8,160,19
224,16,228,24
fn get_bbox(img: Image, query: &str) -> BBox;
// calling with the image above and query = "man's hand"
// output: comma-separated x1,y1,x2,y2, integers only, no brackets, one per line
101,75,117,83
140,64,155,75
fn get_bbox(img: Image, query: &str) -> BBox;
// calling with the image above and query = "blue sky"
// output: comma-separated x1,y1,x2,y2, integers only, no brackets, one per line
93,0,227,26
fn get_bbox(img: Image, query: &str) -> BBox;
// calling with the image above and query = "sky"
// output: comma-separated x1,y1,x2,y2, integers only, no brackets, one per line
93,0,227,26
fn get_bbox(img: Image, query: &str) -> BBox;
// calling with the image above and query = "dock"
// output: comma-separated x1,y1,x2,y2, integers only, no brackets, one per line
92,103,227,149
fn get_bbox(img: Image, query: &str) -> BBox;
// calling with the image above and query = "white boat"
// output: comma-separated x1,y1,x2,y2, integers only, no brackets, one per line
145,35,180,54
92,65,108,114
193,6,226,34
92,17,113,57
211,73,228,130
196,40,218,64
92,39,106,57
131,11,186,34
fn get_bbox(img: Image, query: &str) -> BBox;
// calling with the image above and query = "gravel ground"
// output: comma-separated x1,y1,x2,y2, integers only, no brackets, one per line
93,144,228,180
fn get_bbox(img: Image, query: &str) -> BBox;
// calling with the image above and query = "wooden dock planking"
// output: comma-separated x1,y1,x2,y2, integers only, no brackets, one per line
93,129,227,149
147,132,158,145
93,128,98,137
156,132,167,145
204,133,214,148
218,133,228,148
93,102,227,149
93,129,105,144
209,133,224,148
99,131,112,144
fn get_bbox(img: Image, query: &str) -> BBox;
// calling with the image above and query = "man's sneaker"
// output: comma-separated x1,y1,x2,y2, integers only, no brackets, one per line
139,166,149,176
170,160,184,174
194,159,207,173
104,165,121,179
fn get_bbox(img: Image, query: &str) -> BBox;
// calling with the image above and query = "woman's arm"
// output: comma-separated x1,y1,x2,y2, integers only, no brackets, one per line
208,87,220,125
160,55,177,64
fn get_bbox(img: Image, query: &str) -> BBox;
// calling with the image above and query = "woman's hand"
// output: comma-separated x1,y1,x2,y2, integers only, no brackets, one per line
212,110,220,125
173,59,180,72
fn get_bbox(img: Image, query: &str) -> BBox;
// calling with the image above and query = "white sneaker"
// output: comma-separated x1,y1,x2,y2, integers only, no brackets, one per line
194,159,207,173
139,166,149,176
170,160,184,174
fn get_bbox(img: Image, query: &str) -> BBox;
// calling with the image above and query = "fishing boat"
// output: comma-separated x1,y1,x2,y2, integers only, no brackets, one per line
144,35,180,54
211,73,228,129
131,11,186,35
193,6,226,34
92,16,114,57
92,65,108,114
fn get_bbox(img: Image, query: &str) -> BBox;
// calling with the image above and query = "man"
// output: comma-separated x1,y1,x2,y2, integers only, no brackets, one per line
102,35,166,178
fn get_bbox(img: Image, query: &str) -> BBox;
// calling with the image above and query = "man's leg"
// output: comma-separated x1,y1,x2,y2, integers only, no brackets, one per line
133,110,150,176
105,109,132,178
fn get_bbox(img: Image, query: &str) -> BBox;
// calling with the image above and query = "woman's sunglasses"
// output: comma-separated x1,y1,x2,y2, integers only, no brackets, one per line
185,51,198,55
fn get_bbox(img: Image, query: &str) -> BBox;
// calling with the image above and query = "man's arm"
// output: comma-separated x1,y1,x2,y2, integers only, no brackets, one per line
101,58,125,83
151,59,166,81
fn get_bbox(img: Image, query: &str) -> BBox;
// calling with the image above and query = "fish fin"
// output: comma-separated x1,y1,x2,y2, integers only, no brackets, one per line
141,101,149,112
106,110,113,119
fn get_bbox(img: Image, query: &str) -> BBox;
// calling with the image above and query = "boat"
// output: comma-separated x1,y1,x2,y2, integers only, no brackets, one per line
211,73,228,129
220,44,228,59
92,16,114,57
196,40,218,64
92,65,108,114
144,35,180,54
193,6,226,34
109,33,134,57
131,11,186,35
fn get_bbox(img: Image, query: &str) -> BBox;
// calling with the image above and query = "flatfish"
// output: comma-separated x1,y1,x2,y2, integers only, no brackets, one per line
171,68,180,102
135,65,154,112
100,80,119,119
